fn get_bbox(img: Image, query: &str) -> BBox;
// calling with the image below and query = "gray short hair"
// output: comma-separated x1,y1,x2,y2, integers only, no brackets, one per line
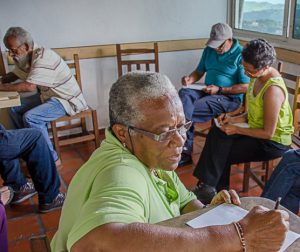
3,27,34,48
109,71,180,127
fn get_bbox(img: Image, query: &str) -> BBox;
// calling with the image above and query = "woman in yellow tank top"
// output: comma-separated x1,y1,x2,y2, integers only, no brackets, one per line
193,39,293,203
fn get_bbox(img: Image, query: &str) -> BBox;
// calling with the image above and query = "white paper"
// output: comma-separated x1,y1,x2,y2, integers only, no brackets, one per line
214,118,249,128
182,83,206,91
186,204,300,252
0,91,19,100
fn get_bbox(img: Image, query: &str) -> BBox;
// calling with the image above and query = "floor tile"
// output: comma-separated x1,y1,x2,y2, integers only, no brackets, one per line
6,200,35,219
8,239,31,252
8,214,42,241
40,209,62,231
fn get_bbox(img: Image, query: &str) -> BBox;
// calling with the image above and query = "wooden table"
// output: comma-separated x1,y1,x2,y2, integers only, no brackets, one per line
159,197,300,251
0,91,20,108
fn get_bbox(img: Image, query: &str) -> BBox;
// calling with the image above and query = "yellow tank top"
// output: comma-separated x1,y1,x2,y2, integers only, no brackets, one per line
246,77,294,145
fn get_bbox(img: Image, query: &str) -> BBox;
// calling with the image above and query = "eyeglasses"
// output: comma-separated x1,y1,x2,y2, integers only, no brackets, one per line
128,121,192,142
216,40,227,50
7,43,24,55
242,65,264,76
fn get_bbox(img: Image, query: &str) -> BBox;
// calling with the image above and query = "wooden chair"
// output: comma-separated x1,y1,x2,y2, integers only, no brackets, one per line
49,54,100,159
278,62,300,136
116,42,159,77
242,159,276,192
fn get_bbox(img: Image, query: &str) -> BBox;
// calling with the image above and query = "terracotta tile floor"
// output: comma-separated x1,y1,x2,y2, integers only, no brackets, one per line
6,130,296,251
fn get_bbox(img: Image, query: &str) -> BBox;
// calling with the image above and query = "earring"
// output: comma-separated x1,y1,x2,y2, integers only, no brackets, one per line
122,142,126,148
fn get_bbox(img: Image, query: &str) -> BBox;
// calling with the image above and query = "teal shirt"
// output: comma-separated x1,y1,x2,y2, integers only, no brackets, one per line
51,129,196,252
197,38,250,101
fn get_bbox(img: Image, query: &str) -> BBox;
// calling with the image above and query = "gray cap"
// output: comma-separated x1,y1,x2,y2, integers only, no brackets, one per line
206,23,233,48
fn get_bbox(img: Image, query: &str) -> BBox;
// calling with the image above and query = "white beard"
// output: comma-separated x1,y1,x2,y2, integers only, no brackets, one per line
14,53,30,71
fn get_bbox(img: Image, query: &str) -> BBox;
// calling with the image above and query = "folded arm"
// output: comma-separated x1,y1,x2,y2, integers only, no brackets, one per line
0,81,37,92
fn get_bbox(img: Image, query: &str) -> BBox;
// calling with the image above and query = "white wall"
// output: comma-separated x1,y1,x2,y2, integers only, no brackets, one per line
0,0,228,128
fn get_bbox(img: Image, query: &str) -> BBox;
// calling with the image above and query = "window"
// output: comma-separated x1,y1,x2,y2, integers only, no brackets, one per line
229,0,300,47
293,0,300,39
235,0,286,36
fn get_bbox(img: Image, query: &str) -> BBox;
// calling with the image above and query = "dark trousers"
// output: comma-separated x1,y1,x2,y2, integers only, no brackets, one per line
193,126,290,190
0,202,7,252
262,149,300,214
0,124,60,204
178,88,241,153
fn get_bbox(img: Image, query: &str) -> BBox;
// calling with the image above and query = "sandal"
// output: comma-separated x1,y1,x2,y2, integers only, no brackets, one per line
0,186,14,206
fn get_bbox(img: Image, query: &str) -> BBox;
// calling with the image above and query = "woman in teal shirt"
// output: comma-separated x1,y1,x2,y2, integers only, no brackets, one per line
193,39,294,204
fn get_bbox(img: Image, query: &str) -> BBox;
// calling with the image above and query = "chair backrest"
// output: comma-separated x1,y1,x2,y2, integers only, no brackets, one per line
0,46,6,76
116,42,159,77
67,54,82,90
278,62,300,111
277,62,300,139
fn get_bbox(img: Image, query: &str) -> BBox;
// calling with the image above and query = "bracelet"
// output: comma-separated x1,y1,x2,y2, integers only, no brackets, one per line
233,222,246,252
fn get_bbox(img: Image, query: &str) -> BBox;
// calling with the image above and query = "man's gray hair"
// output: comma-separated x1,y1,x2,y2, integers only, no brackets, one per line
3,27,34,48
109,71,179,127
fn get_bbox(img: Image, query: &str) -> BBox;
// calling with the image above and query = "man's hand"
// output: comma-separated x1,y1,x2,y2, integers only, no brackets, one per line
210,189,241,205
181,76,193,86
239,206,289,252
203,85,220,95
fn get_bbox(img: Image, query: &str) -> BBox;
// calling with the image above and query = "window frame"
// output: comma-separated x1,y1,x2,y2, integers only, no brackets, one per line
228,0,300,51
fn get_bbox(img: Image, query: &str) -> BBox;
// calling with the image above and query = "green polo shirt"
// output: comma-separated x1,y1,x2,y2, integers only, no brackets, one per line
51,129,196,252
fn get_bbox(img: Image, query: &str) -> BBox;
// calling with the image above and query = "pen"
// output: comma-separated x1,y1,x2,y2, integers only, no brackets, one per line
274,197,282,210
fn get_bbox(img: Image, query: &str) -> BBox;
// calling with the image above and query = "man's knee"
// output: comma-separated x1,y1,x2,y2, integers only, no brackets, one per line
23,109,40,126
178,88,188,99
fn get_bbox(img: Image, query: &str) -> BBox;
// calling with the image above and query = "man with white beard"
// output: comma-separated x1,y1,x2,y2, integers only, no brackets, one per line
0,27,88,163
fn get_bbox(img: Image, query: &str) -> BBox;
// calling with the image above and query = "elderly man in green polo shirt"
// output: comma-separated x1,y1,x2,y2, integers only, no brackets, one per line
51,72,288,252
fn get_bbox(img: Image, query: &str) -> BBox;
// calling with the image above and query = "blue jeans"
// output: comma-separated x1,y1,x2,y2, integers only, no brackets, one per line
178,88,241,153
0,124,60,204
262,149,300,214
10,94,67,161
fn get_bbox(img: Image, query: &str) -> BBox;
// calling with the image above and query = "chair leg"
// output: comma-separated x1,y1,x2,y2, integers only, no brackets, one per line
92,110,100,147
81,117,87,134
50,121,61,160
264,160,273,183
243,162,251,192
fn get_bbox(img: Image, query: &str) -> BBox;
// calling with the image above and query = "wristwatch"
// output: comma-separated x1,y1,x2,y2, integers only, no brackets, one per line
217,86,223,95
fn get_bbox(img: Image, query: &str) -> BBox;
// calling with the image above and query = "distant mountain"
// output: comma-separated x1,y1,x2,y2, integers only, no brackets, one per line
243,9,284,22
240,1,285,35
243,1,284,12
